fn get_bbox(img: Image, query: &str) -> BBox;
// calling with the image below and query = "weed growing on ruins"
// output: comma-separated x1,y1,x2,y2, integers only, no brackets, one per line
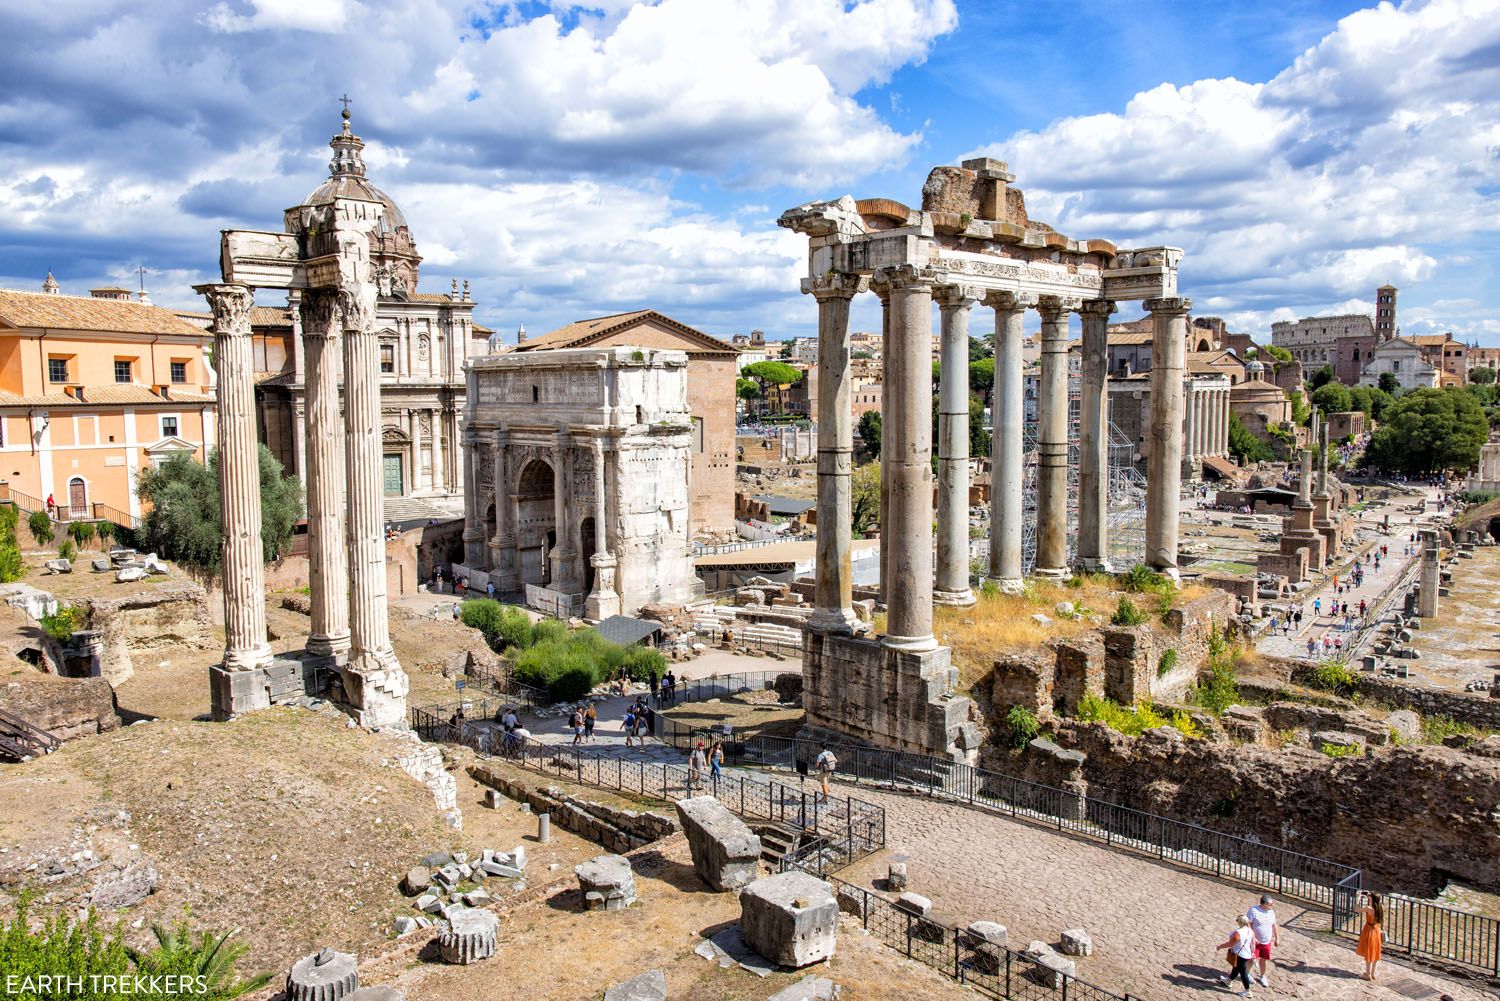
1419,714,1489,745
0,505,25,583
1169,709,1202,739
1006,706,1040,748
1157,648,1178,678
1117,563,1172,596
1319,741,1365,758
58,539,76,562
68,520,96,550
39,605,82,643
1187,627,1241,714
1076,694,1198,739
1111,597,1146,626
95,519,115,549
1307,659,1360,698
27,509,54,545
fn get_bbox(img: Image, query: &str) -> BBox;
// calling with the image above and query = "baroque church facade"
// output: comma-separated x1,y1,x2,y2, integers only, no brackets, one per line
249,110,490,516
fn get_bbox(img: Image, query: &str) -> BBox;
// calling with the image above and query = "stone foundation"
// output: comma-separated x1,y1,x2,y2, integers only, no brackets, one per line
802,630,978,762
209,652,342,721
81,582,214,686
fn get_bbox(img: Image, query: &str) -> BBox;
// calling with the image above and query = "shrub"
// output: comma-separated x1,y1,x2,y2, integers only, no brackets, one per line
58,539,76,562
1006,705,1040,748
39,606,82,643
1307,659,1360,697
1157,648,1178,678
509,626,661,700
95,520,116,548
1188,663,1240,715
1169,709,1202,740
1420,714,1484,744
68,520,96,550
1076,694,1171,737
0,506,22,583
125,921,272,999
27,509,54,545
459,600,534,654
1111,597,1146,626
530,618,569,647
622,646,667,683
1319,741,1365,758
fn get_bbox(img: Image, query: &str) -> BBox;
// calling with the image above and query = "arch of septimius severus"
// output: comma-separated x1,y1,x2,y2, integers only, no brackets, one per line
195,111,408,726
779,158,1188,762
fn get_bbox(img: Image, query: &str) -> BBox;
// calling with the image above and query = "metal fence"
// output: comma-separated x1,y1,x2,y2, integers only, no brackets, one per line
462,659,548,709
819,876,1144,1001
732,732,1357,907
1332,873,1500,977
649,670,785,712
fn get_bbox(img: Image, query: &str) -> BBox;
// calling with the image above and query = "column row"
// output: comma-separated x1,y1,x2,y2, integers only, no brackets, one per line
1187,385,1231,462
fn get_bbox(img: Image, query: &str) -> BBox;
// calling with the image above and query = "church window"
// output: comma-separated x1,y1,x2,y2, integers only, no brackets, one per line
380,344,395,374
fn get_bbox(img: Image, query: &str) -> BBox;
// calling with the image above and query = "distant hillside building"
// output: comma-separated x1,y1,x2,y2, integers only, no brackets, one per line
1375,284,1398,340
1270,284,1397,385
1357,337,1439,389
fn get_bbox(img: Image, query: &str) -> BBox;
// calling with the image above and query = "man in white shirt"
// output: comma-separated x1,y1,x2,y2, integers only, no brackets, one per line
1246,895,1279,987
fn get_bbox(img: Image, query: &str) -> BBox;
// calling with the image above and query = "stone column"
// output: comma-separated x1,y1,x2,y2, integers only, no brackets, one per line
880,265,936,650
339,277,407,727
549,435,577,593
292,406,307,482
585,440,621,621
1318,411,1331,495
871,275,892,602
804,272,866,632
1218,390,1228,455
298,288,351,657
1418,529,1440,618
195,283,272,673
410,410,424,492
461,429,486,567
1077,299,1115,572
1034,296,1075,579
934,283,980,606
489,429,511,580
1145,297,1192,577
431,409,444,492
986,291,1035,592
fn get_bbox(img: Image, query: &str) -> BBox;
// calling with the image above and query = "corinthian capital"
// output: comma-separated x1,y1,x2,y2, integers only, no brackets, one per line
1037,295,1083,322
874,264,939,292
983,289,1039,313
1144,296,1193,315
800,272,868,301
337,280,378,334
193,283,254,336
298,287,342,339
933,284,982,311
1077,299,1118,318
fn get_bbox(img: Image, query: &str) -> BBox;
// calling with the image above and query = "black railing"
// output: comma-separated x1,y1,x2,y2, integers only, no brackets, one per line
1332,874,1500,977
648,670,785,711
462,659,547,709
731,732,1358,907
818,876,1145,1001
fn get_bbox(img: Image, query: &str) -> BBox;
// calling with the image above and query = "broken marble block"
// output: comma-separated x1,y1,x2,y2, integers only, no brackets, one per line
575,854,637,911
602,969,666,1001
1060,928,1093,957
675,795,762,892
285,947,359,1001
961,921,1009,973
438,907,498,965
1033,951,1076,988
115,566,147,583
739,870,838,968
767,975,841,1001
893,892,931,917
43,558,71,574
885,861,907,892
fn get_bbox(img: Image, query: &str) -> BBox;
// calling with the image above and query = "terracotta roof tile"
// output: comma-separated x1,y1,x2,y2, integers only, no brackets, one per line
0,290,209,337
249,305,292,326
516,309,738,354
0,384,213,406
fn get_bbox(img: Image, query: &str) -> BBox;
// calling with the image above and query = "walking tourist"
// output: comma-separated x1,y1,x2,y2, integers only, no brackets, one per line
1216,915,1256,996
1246,895,1279,988
688,740,707,788
569,706,584,745
709,740,724,784
1356,892,1385,981
501,706,519,733
583,702,597,742
814,744,838,803
623,708,637,747
486,580,495,600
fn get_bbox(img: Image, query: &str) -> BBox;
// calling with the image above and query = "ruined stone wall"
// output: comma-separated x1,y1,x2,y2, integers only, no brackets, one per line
469,763,678,854
0,672,119,741
83,582,213,686
1044,722,1500,895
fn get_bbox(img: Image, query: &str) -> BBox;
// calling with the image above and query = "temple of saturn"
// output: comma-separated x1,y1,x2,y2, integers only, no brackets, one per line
195,113,408,726
778,158,1189,762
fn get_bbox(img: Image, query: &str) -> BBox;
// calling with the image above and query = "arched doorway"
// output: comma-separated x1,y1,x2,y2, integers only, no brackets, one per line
515,459,556,587
67,477,88,519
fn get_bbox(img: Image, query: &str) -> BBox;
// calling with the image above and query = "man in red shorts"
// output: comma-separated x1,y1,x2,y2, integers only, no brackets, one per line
1246,894,1279,988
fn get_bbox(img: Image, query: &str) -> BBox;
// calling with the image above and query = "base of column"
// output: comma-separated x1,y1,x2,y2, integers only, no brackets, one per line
222,643,273,673
209,653,327,721
881,632,938,653
1033,566,1070,582
984,576,1025,595
1145,563,1181,583
932,587,976,608
1075,558,1113,575
807,607,860,635
341,647,409,729
306,630,352,658
585,589,621,622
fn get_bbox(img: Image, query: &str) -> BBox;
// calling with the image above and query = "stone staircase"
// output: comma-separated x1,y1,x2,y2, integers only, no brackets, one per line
0,708,61,762
754,821,802,868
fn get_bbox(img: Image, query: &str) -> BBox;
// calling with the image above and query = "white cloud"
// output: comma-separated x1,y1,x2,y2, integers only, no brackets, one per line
963,0,1500,340
201,0,359,33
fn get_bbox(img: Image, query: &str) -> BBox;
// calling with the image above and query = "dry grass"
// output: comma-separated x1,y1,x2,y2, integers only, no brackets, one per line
659,690,805,740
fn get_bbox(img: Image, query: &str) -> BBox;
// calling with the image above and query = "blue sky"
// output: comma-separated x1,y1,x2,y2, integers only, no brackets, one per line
2,0,1497,345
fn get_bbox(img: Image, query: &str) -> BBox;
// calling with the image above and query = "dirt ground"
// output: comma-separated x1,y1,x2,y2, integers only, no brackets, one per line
660,689,804,741
1405,545,1500,691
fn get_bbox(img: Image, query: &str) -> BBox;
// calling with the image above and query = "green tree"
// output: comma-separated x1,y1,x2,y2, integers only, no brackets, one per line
1378,371,1401,395
1288,388,1311,425
1308,364,1335,391
136,446,304,583
1471,366,1496,385
1227,413,1275,463
460,599,533,653
1365,387,1489,474
1264,344,1292,364
27,509,54,546
1309,382,1353,415
857,409,882,458
968,335,992,362
735,377,760,401
850,461,881,536
0,507,23,583
968,357,994,402
741,360,803,405
126,922,272,1000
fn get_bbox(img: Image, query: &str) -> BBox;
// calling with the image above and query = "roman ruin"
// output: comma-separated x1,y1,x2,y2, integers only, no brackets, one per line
452,347,702,618
195,108,408,727
779,159,1187,760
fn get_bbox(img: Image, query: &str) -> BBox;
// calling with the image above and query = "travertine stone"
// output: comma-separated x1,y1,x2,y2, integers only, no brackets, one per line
739,871,839,968
804,272,866,632
1060,928,1093,956
195,283,272,688
285,948,358,1001
575,854,637,911
1076,300,1115,571
880,265,937,650
934,284,980,606
886,861,907,892
603,970,666,1001
299,288,350,657
1034,296,1078,579
585,440,620,621
675,796,762,891
986,292,1035,592
1144,297,1191,577
963,921,1009,973
438,907,498,964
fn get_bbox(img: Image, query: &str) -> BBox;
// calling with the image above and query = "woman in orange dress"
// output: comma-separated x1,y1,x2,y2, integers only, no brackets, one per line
1355,891,1384,980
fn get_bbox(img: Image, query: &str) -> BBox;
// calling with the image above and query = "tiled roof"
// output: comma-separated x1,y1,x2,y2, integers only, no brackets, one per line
1108,330,1154,345
0,290,209,337
1412,334,1451,346
249,305,292,327
516,309,738,355
0,385,213,407
410,292,455,303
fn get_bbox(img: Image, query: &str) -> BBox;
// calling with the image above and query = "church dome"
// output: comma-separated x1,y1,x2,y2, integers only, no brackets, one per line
304,174,410,237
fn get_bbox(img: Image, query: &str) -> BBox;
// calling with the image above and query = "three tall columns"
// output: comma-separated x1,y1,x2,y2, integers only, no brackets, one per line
1077,299,1116,572
1145,296,1192,577
986,292,1033,592
197,283,272,673
934,285,980,607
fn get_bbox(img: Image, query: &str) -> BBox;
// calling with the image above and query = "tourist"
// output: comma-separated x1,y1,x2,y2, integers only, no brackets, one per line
1293,608,1303,630
569,706,584,745
456,576,467,598
502,706,519,733
814,744,838,803
1355,892,1385,981
623,708,637,747
486,580,495,600
663,669,677,705
1215,915,1256,996
709,740,724,785
688,740,707,788
45,493,55,515
643,703,656,738
1246,895,1279,988
584,702,597,742
1359,599,1367,618
432,567,443,593
1307,637,1318,657
1313,598,1322,617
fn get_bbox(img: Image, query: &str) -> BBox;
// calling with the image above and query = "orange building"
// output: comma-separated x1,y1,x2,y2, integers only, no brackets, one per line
0,277,214,523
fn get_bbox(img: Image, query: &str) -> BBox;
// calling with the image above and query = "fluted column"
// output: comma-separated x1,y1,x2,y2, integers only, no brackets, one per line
804,272,866,632
1077,299,1115,572
986,291,1035,592
340,276,406,726
870,274,892,603
585,440,620,621
195,283,271,672
1034,296,1076,579
461,428,486,567
1145,297,1191,577
880,265,936,651
934,284,980,606
299,288,350,657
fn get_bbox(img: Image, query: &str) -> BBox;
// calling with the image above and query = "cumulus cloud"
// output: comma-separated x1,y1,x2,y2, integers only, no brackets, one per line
963,0,1500,340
